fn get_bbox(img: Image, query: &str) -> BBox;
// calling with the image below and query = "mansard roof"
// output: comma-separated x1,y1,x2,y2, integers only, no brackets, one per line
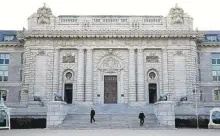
0,30,18,42
0,30,23,47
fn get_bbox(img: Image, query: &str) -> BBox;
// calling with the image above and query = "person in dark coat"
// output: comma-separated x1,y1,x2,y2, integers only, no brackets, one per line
90,108,95,123
138,111,145,126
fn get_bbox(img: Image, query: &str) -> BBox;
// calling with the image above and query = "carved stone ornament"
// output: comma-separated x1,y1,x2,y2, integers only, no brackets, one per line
146,56,159,63
149,72,156,79
132,21,140,29
99,57,122,73
82,20,89,30
63,53,75,63
37,50,45,56
37,3,53,24
169,4,184,24
175,50,184,56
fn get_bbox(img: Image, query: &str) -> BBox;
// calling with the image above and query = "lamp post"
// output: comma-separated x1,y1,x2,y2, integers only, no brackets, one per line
193,83,199,129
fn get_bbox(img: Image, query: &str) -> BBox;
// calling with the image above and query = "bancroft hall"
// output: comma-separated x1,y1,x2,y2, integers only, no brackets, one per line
0,4,220,129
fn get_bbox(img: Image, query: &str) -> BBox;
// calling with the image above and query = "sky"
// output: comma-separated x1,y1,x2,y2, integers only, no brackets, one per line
0,0,219,30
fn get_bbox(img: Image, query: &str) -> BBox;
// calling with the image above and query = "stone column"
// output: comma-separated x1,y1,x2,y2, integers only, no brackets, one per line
77,49,85,102
85,49,93,103
137,49,145,102
52,49,60,100
128,48,136,103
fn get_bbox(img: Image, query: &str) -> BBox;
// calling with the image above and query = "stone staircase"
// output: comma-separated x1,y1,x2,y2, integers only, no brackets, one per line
53,104,173,129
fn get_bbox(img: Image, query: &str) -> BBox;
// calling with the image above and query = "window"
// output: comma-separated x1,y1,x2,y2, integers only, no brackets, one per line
20,70,23,81
212,53,220,81
214,89,220,101
0,54,9,64
0,90,7,101
206,35,217,41
21,53,24,64
198,69,201,81
0,71,8,81
197,52,200,64
3,35,14,41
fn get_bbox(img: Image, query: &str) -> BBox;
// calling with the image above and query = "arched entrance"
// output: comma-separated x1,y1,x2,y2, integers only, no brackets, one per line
62,70,74,104
98,56,123,104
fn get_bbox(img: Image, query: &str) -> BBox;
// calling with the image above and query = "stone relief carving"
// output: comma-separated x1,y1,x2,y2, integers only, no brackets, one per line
149,71,156,79
132,21,140,30
174,50,184,56
82,20,89,30
62,53,75,63
169,4,184,24
100,57,122,71
146,55,159,63
37,3,53,24
37,50,45,56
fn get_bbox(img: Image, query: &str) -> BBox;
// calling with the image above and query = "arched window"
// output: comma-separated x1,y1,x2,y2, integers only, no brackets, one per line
0,90,7,101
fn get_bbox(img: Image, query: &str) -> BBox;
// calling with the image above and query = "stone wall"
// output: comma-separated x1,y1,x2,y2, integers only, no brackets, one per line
154,101,175,127
46,101,68,128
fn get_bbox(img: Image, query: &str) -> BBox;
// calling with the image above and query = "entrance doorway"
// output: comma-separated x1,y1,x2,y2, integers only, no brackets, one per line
149,83,157,103
104,75,117,104
64,83,73,104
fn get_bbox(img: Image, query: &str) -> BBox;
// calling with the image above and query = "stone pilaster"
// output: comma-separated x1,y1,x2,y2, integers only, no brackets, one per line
76,49,85,102
85,49,93,103
137,49,145,102
52,49,60,100
128,49,136,102
162,48,169,98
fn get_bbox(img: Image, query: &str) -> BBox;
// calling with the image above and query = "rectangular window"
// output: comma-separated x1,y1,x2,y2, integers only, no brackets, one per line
214,89,220,101
212,59,216,64
3,35,14,41
20,70,23,81
212,53,220,81
207,35,217,41
213,71,217,81
21,53,24,64
0,53,10,64
197,52,200,64
199,69,201,81
0,71,8,81
0,90,7,101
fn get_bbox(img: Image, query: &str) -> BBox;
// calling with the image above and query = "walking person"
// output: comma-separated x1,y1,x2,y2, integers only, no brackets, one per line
138,111,145,126
90,108,95,123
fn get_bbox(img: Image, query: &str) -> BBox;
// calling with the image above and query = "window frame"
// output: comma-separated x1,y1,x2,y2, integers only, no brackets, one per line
213,89,220,102
0,70,8,82
0,90,8,101
0,53,10,65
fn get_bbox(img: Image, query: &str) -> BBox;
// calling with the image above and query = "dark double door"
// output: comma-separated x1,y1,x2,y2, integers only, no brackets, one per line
104,75,117,104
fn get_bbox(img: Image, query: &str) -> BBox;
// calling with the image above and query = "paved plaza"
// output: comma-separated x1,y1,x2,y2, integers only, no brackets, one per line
0,129,220,136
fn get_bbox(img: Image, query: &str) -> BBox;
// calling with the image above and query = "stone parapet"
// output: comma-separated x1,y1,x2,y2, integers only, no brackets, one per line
46,101,68,128
154,101,175,127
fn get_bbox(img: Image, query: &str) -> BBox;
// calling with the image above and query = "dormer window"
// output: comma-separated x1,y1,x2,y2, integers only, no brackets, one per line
3,35,14,41
206,35,218,41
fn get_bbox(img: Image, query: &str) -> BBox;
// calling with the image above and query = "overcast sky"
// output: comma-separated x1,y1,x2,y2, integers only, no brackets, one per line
0,0,219,30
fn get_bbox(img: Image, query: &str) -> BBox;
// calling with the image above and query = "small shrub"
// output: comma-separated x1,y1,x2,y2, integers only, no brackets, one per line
10,118,46,129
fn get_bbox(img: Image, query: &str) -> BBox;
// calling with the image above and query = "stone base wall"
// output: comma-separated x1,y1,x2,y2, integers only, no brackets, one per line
154,101,175,127
46,101,68,128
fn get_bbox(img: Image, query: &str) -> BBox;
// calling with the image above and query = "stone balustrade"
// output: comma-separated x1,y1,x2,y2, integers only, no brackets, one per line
154,101,175,127
46,101,68,128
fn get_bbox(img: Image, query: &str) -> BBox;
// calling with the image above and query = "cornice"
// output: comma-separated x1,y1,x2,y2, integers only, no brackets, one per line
24,30,200,38
0,42,24,47
197,42,220,47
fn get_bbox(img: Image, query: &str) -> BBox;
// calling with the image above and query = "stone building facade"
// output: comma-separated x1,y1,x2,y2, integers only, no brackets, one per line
16,4,199,106
1,4,219,122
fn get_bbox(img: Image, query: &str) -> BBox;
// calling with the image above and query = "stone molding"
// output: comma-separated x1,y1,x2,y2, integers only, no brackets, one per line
24,30,199,38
